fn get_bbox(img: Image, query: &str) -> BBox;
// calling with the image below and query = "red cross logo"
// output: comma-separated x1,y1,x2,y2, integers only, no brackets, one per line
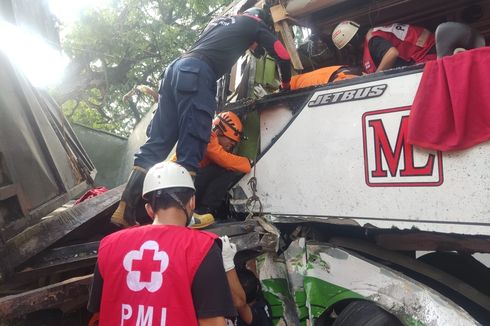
131,249,162,283
123,240,169,292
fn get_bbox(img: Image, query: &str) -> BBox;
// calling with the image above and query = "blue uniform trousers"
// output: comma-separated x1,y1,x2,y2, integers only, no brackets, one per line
134,57,217,172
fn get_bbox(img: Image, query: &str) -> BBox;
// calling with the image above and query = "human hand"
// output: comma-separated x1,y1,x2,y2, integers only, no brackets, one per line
279,81,291,92
220,236,237,271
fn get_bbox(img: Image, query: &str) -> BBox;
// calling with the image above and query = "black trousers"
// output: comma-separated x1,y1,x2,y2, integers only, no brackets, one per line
195,164,242,215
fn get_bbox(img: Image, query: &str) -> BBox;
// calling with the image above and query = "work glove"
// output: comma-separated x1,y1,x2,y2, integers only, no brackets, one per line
220,235,237,272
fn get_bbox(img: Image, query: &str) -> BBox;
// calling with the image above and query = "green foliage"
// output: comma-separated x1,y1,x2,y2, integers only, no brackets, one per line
56,0,231,136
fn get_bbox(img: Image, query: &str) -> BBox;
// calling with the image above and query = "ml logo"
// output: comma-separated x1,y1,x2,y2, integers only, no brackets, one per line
362,107,443,187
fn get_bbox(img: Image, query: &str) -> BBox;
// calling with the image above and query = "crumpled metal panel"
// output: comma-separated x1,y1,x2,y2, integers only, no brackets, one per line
305,242,480,325
0,50,94,219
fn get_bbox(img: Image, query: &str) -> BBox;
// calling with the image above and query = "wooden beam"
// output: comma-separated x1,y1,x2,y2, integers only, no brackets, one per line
2,218,274,288
0,242,100,290
0,274,93,320
0,183,30,216
278,21,303,70
0,185,124,281
270,4,303,70
0,219,275,316
1,258,96,295
270,3,288,25
0,184,17,200
27,241,100,268
1,193,75,243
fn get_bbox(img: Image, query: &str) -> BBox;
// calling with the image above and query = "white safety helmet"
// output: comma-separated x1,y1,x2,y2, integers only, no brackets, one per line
332,20,360,50
142,161,195,200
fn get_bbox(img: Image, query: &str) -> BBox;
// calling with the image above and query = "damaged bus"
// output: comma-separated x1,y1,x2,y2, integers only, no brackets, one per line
220,0,490,325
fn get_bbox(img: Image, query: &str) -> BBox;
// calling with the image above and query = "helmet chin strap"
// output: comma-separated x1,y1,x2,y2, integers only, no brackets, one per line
168,193,192,226
151,191,193,226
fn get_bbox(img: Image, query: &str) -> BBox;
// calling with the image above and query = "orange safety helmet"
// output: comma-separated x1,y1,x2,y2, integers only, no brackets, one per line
213,111,243,142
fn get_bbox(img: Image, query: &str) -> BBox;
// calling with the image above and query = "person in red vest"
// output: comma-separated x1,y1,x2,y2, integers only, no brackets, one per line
332,21,436,73
87,161,236,326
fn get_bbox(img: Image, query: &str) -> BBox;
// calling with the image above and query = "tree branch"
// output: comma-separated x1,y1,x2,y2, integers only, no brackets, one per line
66,99,80,119
84,98,111,121
157,0,175,25
127,97,142,122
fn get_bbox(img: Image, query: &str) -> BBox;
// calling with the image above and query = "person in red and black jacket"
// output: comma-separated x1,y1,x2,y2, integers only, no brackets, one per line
112,7,291,229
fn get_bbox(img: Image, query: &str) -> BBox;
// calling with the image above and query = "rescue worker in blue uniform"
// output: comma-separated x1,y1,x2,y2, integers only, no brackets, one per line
111,7,292,228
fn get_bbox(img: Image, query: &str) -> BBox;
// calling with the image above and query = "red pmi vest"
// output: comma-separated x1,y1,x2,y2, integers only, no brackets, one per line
363,24,435,73
97,225,218,326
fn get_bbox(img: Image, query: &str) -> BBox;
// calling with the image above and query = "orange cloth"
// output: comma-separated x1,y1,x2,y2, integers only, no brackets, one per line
290,65,356,90
171,132,251,173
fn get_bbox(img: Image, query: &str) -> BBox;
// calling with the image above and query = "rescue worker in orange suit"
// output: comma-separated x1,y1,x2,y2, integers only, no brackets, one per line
332,21,436,73
172,111,251,228
88,162,236,325
289,65,361,90
111,7,291,228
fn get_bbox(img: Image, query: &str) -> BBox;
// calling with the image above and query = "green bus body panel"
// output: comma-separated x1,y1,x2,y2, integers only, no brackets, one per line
304,275,363,317
236,110,260,160
261,278,290,324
